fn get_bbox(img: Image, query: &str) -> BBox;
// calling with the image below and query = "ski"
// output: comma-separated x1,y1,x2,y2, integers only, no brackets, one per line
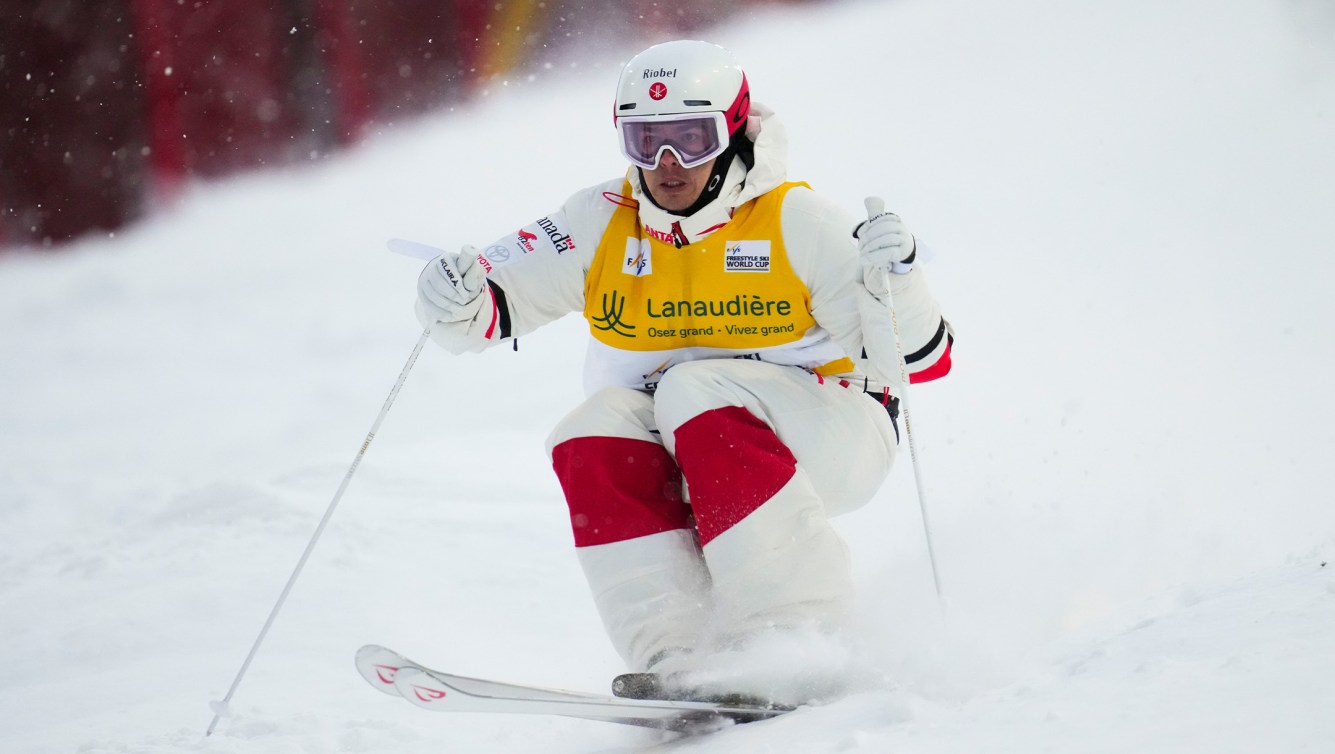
354,644,789,732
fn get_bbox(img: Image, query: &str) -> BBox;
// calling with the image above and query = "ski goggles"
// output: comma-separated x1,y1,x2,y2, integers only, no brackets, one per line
616,111,730,170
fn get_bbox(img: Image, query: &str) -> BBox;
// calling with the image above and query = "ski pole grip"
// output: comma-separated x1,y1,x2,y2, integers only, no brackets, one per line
864,196,886,222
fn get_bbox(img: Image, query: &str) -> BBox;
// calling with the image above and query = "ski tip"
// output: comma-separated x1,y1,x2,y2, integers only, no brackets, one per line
355,643,388,660
354,644,414,697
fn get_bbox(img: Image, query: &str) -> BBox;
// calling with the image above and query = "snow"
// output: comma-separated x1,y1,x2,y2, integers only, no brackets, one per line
3,0,1334,751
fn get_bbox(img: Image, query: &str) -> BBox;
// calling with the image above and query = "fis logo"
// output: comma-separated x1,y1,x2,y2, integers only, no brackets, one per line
724,240,771,272
622,238,652,276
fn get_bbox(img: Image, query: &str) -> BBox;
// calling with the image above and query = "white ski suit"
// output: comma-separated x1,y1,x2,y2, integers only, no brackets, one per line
417,104,953,671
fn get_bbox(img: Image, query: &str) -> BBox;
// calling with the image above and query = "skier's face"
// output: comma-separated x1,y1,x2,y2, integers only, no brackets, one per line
643,152,717,212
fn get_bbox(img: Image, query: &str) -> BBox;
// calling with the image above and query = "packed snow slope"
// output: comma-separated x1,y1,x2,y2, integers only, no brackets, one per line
3,0,1334,752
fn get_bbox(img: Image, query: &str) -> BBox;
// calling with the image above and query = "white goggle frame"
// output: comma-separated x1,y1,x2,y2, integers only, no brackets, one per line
616,111,730,170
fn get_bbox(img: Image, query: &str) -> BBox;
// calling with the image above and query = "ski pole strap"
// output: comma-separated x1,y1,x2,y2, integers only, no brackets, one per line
863,387,901,443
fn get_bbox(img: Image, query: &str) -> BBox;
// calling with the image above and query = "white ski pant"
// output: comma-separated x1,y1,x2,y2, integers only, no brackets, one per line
546,359,898,671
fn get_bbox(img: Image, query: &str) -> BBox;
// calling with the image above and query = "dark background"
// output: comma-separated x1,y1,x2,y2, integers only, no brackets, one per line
0,0,818,249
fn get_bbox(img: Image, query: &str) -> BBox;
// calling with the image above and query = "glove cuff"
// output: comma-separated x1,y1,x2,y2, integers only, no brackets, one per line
890,243,916,275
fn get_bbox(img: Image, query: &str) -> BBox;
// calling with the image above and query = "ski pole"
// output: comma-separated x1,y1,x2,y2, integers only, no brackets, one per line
206,326,433,736
864,197,944,599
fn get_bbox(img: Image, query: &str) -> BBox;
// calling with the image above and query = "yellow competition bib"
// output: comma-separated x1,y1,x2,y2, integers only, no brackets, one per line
585,182,817,353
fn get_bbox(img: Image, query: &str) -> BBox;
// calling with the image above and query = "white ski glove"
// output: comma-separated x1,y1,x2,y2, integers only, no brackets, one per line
854,197,916,296
417,246,488,324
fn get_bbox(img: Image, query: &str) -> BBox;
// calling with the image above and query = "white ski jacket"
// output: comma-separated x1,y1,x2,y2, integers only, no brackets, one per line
416,104,953,399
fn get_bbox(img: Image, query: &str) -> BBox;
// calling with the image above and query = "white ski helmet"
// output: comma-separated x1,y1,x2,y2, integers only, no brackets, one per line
613,40,751,170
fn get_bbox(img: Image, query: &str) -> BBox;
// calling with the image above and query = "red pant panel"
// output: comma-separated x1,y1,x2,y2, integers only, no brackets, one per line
672,405,797,546
552,436,688,547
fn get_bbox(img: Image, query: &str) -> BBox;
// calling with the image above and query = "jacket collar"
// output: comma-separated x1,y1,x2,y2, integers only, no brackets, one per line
628,102,788,247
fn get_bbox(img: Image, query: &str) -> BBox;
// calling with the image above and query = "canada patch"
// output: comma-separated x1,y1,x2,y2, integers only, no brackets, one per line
622,237,652,276
724,240,771,272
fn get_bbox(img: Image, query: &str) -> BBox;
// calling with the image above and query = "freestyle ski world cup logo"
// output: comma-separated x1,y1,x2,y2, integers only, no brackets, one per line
724,241,771,272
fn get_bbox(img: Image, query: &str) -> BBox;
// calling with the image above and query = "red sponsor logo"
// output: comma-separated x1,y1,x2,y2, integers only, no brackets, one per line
476,252,493,273
643,223,675,244
413,684,447,702
517,229,538,253
649,82,667,101
374,665,398,685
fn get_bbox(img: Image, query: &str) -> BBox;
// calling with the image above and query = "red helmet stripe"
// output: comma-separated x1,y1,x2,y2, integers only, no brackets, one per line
724,73,751,135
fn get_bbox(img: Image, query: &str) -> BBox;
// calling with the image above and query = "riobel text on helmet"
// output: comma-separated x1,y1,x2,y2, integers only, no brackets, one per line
642,68,678,79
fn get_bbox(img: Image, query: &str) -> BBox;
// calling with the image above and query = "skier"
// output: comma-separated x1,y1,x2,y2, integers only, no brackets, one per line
413,40,953,705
